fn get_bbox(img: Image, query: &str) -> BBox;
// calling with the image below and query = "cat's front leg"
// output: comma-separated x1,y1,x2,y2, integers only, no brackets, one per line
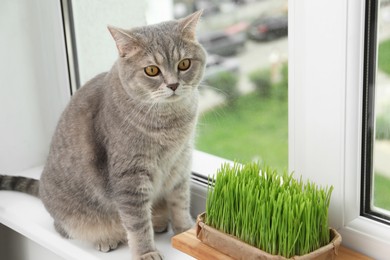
111,171,163,260
152,198,169,233
166,177,194,234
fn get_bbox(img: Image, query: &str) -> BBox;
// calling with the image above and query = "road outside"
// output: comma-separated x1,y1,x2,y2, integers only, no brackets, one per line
192,0,390,186
195,0,288,112
199,37,287,112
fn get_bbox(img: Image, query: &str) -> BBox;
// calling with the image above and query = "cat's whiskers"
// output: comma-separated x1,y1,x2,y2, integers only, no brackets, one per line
150,89,173,101
198,83,229,98
119,95,157,132
120,84,198,133
176,84,193,96
130,97,166,132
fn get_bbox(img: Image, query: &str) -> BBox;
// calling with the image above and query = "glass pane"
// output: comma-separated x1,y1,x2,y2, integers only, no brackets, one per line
67,0,288,172
67,1,146,86
373,0,390,214
174,0,288,171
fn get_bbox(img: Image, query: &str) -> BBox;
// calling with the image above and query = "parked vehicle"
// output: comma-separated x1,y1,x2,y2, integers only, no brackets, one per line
199,30,246,56
247,15,288,41
195,1,220,16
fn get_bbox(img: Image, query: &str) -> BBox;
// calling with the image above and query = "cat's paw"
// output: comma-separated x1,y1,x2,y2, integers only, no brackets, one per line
153,217,169,233
152,199,169,233
94,239,119,252
172,219,195,235
139,251,164,260
153,222,168,233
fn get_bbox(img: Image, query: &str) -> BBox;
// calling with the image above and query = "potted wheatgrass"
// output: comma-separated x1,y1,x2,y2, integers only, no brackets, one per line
196,162,341,259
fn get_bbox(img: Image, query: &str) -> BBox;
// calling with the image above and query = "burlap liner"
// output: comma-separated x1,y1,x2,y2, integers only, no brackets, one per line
196,213,342,260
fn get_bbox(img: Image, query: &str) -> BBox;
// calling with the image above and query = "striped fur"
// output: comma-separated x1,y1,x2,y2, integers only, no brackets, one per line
0,11,205,260
0,175,39,197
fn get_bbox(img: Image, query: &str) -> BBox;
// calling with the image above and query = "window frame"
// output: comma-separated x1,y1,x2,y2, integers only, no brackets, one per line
288,0,390,258
48,0,390,258
194,0,390,257
61,0,81,95
360,0,390,225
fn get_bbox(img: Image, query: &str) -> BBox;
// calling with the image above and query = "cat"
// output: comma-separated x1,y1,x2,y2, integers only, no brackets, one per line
0,10,206,260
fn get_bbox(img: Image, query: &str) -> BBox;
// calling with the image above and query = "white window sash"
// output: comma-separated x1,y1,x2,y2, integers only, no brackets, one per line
194,0,390,258
288,0,390,258
4,0,389,258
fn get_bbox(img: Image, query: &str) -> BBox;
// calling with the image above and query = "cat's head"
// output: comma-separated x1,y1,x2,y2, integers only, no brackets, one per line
108,11,206,105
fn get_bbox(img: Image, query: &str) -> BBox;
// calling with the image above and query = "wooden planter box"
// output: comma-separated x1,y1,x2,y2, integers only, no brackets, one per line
196,213,342,260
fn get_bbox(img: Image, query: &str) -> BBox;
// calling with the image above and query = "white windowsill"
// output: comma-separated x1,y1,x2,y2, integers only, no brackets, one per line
192,150,233,178
0,167,194,260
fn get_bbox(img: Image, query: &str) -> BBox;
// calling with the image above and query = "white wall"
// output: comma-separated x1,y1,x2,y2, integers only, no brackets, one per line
0,0,70,174
0,0,150,174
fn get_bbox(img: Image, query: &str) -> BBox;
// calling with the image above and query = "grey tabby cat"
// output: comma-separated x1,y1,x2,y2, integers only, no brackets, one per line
0,11,206,260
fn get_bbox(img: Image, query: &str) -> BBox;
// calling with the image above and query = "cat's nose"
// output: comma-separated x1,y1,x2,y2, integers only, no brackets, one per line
167,83,179,91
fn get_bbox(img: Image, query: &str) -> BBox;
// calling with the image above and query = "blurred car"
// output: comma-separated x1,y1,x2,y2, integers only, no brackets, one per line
247,15,288,41
199,30,246,56
195,1,220,17
204,54,240,80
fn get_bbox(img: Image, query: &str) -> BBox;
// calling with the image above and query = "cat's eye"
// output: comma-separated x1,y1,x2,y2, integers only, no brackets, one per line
144,65,160,77
178,59,191,71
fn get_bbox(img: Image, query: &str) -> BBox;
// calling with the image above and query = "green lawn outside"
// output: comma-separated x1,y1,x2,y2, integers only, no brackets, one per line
378,39,390,75
374,173,390,211
196,93,288,171
196,62,390,213
375,38,390,211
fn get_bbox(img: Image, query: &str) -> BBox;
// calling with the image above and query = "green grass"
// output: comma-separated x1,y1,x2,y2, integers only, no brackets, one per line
196,93,288,171
378,39,390,75
206,163,333,257
374,173,390,211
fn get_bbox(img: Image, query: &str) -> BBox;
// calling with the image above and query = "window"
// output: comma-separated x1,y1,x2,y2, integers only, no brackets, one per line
289,0,390,258
5,0,390,258
64,0,289,175
361,0,390,225
61,0,146,90
174,0,289,172
58,0,390,258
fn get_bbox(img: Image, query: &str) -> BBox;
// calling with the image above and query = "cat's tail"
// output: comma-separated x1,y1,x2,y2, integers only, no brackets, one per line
0,175,40,197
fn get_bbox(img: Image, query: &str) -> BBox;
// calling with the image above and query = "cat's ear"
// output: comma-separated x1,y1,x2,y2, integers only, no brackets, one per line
178,10,203,41
107,26,140,57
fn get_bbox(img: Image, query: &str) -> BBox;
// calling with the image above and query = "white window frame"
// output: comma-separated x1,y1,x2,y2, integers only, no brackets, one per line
3,0,389,258
288,0,390,258
193,0,390,258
